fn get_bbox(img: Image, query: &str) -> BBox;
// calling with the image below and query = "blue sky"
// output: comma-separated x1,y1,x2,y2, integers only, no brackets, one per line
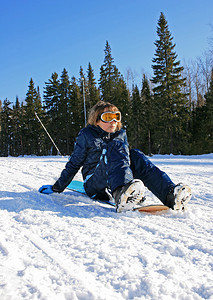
1,0,212,104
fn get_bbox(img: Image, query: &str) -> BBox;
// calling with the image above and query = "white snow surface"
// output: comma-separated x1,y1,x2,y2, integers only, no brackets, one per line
0,154,213,300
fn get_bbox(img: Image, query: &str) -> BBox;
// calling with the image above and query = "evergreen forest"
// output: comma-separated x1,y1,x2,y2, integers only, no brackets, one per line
1,13,213,156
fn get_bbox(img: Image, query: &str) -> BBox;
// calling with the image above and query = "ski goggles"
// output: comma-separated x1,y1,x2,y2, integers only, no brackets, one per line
99,111,121,123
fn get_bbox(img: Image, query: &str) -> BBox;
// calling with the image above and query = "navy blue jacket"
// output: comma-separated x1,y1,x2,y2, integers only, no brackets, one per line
52,125,133,194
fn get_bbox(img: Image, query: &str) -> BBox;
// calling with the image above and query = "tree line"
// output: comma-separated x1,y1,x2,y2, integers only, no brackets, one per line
0,12,212,156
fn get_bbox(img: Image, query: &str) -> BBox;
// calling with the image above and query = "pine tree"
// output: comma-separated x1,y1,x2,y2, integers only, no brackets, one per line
58,68,71,154
23,78,37,154
141,75,154,155
203,68,213,151
0,100,2,152
10,97,23,156
43,72,61,154
128,85,142,148
79,66,87,127
99,41,116,102
0,99,13,156
87,62,100,110
70,75,83,142
99,41,130,127
34,86,45,155
43,72,60,115
99,41,122,105
193,68,213,153
113,74,130,129
25,78,37,119
152,12,189,154
23,78,44,155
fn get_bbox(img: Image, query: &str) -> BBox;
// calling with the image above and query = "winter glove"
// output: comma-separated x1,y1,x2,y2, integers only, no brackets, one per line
39,185,54,194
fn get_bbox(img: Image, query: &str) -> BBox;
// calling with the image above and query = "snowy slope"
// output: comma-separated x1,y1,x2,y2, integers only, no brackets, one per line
0,154,213,300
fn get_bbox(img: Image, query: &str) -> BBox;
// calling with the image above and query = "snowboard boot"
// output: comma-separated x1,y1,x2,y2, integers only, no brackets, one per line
113,179,145,213
166,183,192,211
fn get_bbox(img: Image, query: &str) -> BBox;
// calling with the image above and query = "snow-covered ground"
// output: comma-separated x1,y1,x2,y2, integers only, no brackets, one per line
0,154,213,300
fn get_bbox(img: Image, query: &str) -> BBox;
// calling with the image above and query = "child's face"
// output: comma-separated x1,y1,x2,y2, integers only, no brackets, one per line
96,109,118,133
97,119,117,133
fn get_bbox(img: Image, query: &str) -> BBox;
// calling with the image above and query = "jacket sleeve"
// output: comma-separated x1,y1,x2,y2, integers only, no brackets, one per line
52,130,88,193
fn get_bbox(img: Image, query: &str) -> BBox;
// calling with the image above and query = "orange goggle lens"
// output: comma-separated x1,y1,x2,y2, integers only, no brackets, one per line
100,111,121,123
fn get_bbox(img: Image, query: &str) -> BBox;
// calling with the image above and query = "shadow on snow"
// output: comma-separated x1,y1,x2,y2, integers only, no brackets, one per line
0,190,116,218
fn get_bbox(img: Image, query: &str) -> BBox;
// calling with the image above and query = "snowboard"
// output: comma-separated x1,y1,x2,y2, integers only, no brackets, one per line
67,180,170,214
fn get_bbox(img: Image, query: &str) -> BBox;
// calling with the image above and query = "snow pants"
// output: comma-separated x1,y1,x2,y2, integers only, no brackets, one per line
84,148,175,205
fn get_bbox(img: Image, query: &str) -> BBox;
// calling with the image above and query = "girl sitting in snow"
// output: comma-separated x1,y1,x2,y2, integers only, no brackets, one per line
39,101,192,212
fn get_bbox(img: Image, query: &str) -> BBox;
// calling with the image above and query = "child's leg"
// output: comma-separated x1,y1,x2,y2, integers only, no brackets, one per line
130,149,175,205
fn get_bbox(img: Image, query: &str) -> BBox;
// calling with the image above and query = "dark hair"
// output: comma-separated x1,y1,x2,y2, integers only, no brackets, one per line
87,101,122,131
